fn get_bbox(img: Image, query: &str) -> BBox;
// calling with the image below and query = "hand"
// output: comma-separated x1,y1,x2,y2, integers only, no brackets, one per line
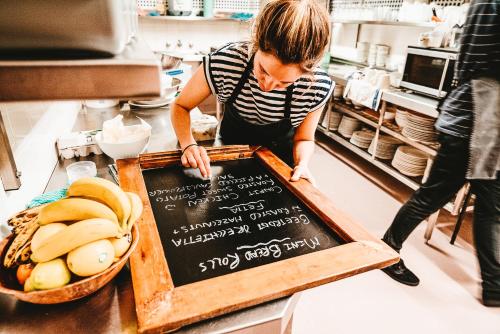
290,164,316,187
181,144,212,178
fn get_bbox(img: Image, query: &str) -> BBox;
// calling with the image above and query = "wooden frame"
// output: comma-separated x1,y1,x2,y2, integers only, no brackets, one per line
117,145,399,334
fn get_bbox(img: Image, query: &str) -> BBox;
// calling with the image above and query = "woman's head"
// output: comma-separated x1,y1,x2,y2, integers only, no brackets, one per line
252,0,330,91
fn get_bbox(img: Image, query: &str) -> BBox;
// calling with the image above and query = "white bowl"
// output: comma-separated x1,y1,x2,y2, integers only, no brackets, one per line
95,132,150,160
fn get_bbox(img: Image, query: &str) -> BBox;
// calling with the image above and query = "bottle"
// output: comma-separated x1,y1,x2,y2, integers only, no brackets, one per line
203,0,214,18
167,0,193,16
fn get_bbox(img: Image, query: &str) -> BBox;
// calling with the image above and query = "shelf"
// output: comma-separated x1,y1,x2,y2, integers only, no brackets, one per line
333,101,438,157
139,15,252,22
334,103,379,128
317,126,420,190
381,90,439,118
0,37,162,101
330,19,436,28
380,124,438,157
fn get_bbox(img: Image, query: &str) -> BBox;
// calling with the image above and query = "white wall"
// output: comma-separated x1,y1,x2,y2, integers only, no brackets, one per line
138,17,253,53
330,23,432,69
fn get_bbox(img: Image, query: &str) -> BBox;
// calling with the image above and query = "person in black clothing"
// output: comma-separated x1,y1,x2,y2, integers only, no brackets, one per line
381,0,500,307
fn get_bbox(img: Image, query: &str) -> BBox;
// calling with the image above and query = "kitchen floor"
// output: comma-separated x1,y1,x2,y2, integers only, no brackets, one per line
292,144,500,334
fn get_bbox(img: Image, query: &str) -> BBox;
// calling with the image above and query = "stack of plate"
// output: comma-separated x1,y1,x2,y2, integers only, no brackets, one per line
395,109,410,129
391,145,429,177
338,116,361,138
368,135,401,160
350,130,375,149
328,112,343,130
128,91,177,109
402,113,437,143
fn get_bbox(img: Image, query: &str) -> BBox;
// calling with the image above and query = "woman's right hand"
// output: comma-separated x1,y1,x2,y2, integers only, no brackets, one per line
181,144,212,179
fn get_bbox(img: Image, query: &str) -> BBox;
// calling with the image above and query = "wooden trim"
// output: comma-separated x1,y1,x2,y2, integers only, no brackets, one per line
255,148,386,245
116,158,175,330
139,145,255,169
116,147,399,333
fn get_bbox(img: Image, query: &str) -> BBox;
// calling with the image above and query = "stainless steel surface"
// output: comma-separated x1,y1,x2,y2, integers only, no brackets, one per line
400,47,457,99
0,110,21,190
4,105,297,333
176,294,301,334
330,19,436,28
381,90,439,118
0,38,162,101
155,51,183,70
0,0,135,55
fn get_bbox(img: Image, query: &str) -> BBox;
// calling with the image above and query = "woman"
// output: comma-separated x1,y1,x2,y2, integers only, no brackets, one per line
171,0,333,184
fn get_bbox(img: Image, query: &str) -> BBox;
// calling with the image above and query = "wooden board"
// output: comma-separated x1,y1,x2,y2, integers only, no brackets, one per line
117,146,399,334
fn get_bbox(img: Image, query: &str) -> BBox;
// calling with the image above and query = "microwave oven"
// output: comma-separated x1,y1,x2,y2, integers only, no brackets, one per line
401,46,457,99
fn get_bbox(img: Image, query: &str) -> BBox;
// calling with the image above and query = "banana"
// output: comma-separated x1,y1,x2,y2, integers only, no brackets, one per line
31,218,120,263
38,198,118,226
67,177,131,228
126,192,143,231
31,223,67,252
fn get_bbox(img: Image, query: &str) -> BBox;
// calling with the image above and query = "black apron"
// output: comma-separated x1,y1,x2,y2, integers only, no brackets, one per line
219,54,296,167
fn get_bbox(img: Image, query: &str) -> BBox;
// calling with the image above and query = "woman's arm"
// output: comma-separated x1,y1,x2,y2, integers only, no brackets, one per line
290,106,323,185
171,65,213,178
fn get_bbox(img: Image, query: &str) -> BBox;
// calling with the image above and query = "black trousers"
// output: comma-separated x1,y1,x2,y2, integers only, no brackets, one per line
383,133,500,295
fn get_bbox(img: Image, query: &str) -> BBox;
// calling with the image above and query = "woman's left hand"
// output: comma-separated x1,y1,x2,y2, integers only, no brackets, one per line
290,164,316,187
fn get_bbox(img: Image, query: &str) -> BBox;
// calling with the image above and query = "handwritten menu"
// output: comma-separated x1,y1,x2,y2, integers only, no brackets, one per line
142,158,343,286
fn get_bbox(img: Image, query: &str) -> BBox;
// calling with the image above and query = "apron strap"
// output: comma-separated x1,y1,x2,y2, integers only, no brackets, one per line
284,84,294,120
226,54,255,106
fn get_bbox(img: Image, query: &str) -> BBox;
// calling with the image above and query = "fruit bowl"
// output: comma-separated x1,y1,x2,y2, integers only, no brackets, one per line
0,225,138,304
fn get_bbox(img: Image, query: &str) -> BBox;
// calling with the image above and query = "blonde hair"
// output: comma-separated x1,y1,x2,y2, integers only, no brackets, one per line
252,0,330,72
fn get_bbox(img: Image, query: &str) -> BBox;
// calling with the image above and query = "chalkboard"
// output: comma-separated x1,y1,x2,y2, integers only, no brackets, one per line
143,158,344,287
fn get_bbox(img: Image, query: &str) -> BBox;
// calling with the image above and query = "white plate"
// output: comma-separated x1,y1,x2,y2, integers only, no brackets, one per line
128,97,175,109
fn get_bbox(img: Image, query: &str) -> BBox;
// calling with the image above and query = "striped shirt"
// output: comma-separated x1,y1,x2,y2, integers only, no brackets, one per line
203,42,334,128
435,0,500,138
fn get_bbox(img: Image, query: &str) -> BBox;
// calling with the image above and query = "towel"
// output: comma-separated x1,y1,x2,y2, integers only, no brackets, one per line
343,79,382,110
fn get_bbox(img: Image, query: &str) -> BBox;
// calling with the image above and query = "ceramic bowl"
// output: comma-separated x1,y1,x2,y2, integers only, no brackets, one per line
95,132,150,160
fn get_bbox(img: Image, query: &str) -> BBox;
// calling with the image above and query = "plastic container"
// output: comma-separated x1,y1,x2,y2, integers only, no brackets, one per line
167,0,193,16
203,0,214,18
66,161,97,184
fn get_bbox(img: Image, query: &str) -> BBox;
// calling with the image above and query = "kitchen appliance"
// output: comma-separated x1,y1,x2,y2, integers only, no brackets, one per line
400,46,457,99
0,0,138,56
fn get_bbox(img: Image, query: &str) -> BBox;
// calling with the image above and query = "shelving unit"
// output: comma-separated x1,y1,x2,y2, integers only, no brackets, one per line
317,125,421,190
139,15,252,22
330,19,436,28
334,102,438,156
0,37,162,101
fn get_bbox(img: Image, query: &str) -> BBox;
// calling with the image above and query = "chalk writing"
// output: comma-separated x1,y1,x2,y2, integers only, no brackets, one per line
188,193,239,207
148,183,210,197
155,192,196,202
249,207,290,220
174,216,243,234
219,200,265,214
248,186,282,197
199,253,240,272
171,225,251,247
256,214,310,231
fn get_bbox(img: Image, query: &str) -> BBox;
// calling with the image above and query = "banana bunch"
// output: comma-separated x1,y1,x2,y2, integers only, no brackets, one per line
4,177,144,292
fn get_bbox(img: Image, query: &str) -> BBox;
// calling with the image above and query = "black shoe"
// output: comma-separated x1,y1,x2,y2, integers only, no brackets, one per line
483,291,500,307
381,259,420,286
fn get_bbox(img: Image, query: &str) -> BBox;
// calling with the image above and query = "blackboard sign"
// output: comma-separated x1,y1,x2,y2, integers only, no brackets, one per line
143,158,343,286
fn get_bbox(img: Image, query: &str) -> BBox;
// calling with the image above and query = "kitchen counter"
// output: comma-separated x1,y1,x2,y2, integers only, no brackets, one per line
1,104,297,334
